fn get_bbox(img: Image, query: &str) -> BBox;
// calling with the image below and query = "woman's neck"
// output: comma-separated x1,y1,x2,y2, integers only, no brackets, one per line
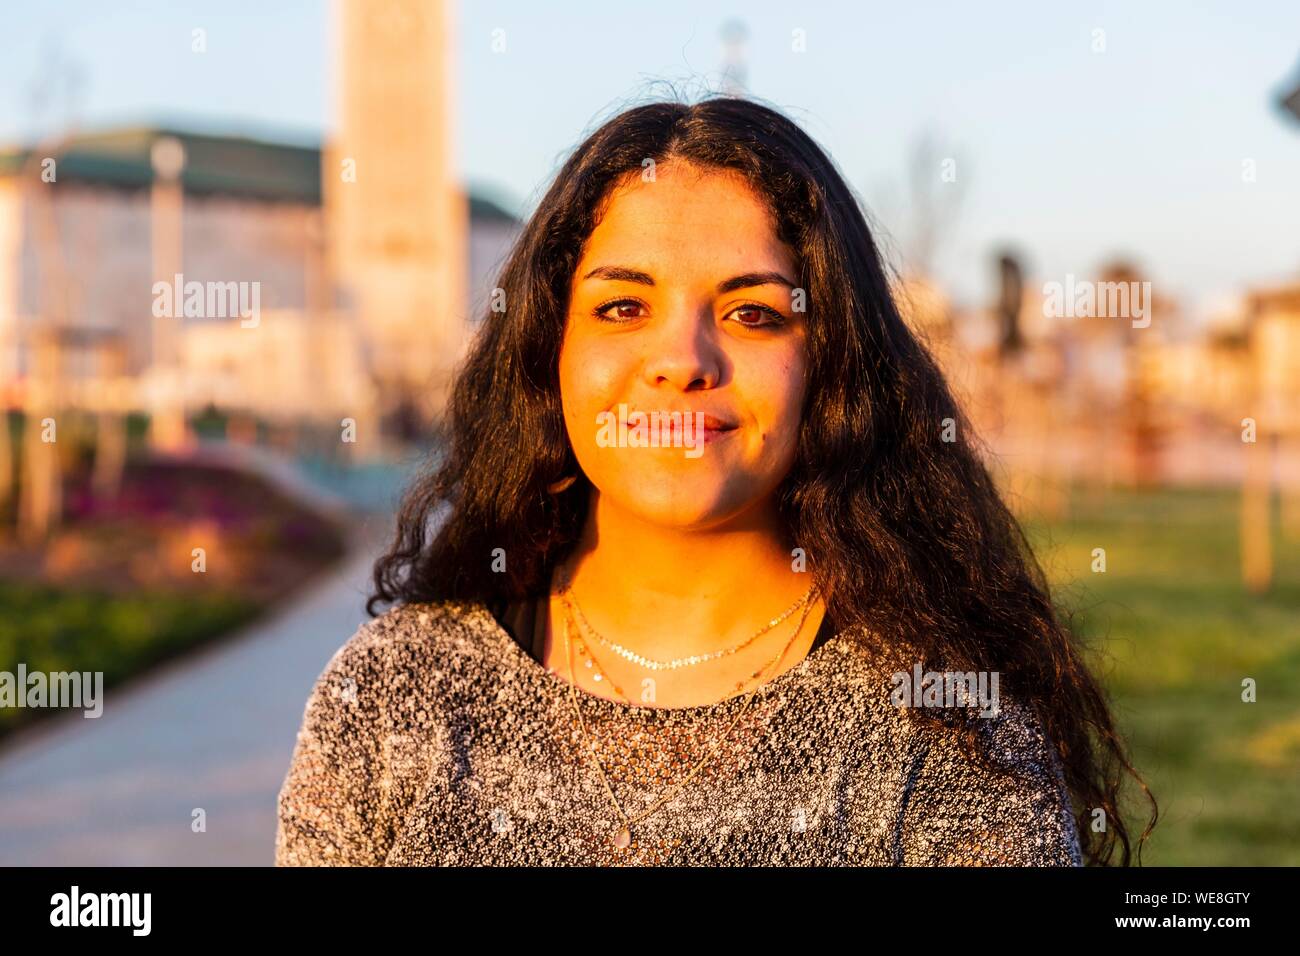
558,492,819,660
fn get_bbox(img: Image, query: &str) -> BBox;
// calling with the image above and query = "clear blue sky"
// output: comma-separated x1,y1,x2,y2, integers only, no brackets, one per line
2,0,1298,320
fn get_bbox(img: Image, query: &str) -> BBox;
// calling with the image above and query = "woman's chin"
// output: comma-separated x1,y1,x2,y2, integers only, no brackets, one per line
605,485,752,530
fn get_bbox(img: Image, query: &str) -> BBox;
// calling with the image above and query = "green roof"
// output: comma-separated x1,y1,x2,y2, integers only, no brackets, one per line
0,125,519,221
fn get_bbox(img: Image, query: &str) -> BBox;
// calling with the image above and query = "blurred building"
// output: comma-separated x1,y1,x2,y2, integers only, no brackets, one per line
0,0,521,446
910,256,1300,494
0,125,521,436
1246,283,1300,422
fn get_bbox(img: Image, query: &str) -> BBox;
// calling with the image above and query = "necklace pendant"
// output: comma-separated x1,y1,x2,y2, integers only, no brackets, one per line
612,826,632,849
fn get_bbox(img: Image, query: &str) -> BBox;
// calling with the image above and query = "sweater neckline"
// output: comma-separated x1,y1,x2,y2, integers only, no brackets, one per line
467,600,844,719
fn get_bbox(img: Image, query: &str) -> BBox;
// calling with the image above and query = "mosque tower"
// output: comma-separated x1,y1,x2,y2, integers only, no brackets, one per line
326,0,469,435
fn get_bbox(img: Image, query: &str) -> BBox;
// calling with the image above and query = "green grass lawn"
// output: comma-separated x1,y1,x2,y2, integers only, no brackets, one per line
0,583,261,741
1021,485,1300,866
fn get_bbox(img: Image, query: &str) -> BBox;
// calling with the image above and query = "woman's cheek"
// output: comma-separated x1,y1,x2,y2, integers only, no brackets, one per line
564,372,616,450
575,357,625,417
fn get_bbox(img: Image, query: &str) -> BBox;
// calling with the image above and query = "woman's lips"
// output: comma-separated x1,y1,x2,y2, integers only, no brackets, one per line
664,416,736,434
691,414,738,431
694,426,737,444
663,418,737,445
596,405,739,450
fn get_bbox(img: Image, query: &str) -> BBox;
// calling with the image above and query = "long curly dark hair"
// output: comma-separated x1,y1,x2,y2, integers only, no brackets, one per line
368,94,1158,866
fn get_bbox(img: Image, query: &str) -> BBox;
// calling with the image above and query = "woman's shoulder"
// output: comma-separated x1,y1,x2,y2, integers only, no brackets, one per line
828,637,1057,759
893,693,1083,865
277,599,491,866
329,598,494,667
303,599,500,717
814,635,1080,862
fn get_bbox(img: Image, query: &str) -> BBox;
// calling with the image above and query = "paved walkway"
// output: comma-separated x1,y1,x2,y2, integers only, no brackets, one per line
0,517,392,865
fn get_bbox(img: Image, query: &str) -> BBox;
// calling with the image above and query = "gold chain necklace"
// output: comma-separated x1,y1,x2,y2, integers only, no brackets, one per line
556,573,819,852
561,565,816,671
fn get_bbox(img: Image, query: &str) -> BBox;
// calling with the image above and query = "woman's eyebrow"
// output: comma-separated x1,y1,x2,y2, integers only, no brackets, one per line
581,266,796,293
716,271,796,294
581,266,655,286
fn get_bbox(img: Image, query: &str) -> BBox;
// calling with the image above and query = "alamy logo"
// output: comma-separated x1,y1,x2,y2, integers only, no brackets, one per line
1042,273,1151,328
50,886,151,936
595,403,711,459
890,663,1001,717
151,272,261,327
0,665,103,717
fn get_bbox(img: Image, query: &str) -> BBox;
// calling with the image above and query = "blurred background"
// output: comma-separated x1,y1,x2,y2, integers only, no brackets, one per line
0,0,1296,865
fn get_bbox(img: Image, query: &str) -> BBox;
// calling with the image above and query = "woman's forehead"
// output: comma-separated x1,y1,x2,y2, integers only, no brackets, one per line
595,163,770,226
578,170,794,278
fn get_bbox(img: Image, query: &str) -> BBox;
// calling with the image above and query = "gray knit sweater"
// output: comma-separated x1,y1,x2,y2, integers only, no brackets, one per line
275,600,1084,866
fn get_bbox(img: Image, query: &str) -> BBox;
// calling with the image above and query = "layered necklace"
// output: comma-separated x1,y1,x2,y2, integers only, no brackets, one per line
565,573,818,671
554,563,820,851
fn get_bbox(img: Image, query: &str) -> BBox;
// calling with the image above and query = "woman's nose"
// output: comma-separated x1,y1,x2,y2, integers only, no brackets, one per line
641,305,723,391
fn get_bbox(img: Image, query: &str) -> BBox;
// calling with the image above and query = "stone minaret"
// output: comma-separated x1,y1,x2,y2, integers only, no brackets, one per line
327,0,469,434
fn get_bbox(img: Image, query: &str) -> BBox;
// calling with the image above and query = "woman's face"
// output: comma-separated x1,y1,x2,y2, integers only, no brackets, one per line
559,160,809,530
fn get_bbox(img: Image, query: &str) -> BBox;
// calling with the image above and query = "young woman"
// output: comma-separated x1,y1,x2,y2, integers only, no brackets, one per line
276,95,1156,867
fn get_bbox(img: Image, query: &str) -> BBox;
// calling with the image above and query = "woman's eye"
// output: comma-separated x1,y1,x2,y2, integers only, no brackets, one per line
592,299,647,322
591,299,787,327
727,303,786,328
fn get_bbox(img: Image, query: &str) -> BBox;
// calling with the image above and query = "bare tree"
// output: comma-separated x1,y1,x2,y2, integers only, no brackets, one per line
905,130,967,278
